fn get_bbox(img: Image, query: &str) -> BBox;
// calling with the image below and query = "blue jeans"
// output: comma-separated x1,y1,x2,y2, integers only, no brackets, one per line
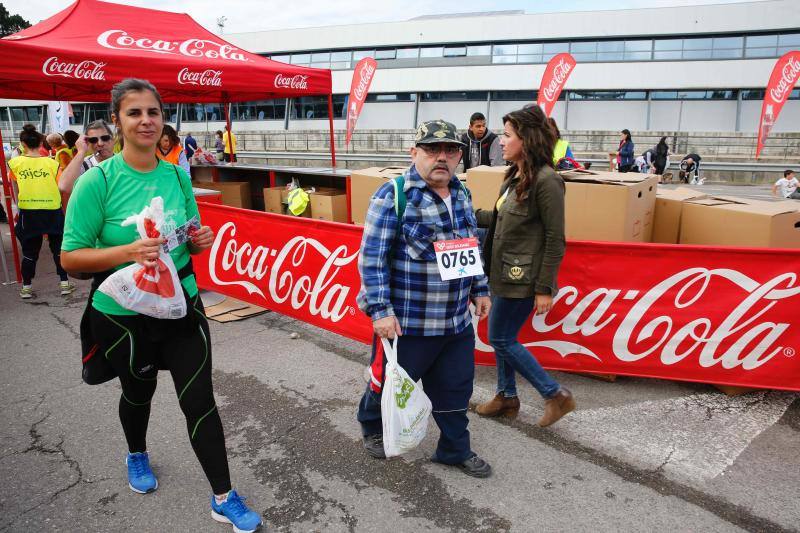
488,295,560,400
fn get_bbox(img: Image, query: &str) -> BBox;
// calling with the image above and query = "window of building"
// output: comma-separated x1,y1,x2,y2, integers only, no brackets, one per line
163,103,179,123
711,36,743,59
421,91,488,101
467,45,492,56
570,91,647,100
624,40,652,60
271,54,291,63
292,95,346,119
365,93,416,102
85,104,111,123
352,50,375,63
745,34,777,58
330,51,352,69
597,40,624,61
290,53,310,65
234,99,287,120
778,32,800,54
10,107,25,122
492,43,517,63
419,47,444,58
396,48,419,59
682,38,713,59
443,46,467,57
69,104,85,125
375,49,396,60
490,90,537,101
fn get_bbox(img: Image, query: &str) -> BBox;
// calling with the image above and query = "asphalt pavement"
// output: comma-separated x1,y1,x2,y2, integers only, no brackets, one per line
0,194,798,533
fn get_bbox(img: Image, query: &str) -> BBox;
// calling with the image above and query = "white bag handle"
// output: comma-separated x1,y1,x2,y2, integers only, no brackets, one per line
380,337,398,366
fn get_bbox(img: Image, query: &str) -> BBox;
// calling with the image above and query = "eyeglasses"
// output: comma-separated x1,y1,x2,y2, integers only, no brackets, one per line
87,135,112,144
417,144,461,157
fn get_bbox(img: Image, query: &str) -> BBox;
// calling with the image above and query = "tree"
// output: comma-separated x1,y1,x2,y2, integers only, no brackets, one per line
0,3,31,37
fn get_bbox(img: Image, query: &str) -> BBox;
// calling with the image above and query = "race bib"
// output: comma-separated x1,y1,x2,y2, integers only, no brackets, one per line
434,237,484,281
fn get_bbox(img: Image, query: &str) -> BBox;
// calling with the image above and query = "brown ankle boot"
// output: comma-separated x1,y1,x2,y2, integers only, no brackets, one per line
537,388,576,427
476,394,520,418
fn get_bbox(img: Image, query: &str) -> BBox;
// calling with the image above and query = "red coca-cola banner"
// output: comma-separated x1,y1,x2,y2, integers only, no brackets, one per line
196,204,800,391
756,50,800,159
536,53,576,117
345,57,377,146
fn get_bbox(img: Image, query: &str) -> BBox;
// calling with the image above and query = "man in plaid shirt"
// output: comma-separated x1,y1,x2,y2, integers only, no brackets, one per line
356,120,493,478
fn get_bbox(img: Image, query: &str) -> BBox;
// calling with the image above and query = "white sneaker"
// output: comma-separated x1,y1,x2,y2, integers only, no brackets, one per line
60,281,76,296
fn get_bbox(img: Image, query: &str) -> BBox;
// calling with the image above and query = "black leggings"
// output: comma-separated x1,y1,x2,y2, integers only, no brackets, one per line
89,295,231,494
21,233,68,285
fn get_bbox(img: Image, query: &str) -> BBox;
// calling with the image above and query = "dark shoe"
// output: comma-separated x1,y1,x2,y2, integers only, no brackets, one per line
475,393,520,418
432,454,492,478
362,434,385,459
583,162,592,170
538,388,576,427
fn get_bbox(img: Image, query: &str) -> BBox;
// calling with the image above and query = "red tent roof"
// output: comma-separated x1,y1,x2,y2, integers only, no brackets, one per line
0,0,331,103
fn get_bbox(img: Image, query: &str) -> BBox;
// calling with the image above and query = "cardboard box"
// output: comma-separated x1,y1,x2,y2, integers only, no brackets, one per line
262,186,286,214
652,187,707,244
465,165,507,211
310,191,348,222
560,170,658,242
679,197,800,248
194,181,251,209
350,166,407,225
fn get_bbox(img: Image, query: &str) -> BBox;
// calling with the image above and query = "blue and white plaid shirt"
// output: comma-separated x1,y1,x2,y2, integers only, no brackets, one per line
357,165,490,337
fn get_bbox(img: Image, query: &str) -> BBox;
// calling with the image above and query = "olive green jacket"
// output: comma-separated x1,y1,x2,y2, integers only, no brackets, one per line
475,167,566,298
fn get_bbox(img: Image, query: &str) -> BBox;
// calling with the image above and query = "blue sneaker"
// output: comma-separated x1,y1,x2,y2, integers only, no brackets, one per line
126,452,158,494
211,490,263,533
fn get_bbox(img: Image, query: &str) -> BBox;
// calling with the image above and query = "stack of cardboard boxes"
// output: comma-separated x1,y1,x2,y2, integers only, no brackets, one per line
262,185,348,222
349,165,800,248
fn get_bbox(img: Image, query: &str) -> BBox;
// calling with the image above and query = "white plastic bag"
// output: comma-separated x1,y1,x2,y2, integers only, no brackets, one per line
98,197,187,320
380,337,432,457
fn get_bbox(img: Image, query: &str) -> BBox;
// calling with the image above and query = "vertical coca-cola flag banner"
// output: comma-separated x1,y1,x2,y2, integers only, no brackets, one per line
536,53,577,117
345,57,377,146
756,50,800,159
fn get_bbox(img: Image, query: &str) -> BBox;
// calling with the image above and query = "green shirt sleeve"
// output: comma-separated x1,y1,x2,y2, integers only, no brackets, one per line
62,167,106,252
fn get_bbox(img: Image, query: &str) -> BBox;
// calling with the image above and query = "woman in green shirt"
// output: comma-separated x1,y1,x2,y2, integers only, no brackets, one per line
61,79,262,533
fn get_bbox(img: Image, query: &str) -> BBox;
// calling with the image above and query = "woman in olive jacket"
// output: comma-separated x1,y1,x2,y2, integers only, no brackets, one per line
474,106,576,427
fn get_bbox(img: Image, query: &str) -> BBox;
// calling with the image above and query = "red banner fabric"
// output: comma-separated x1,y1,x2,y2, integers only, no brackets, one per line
345,57,377,146
756,51,800,159
196,204,800,391
536,53,577,117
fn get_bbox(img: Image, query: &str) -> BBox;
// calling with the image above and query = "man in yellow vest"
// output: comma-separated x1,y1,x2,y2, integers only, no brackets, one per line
222,126,237,163
47,133,73,172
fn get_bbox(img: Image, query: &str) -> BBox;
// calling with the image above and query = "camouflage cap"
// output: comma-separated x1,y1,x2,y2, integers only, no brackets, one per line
414,119,465,146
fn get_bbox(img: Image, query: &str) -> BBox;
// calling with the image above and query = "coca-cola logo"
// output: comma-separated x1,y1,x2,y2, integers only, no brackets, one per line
178,68,222,87
97,30,248,62
477,268,800,371
208,223,357,322
542,57,573,103
274,74,309,90
42,57,106,81
354,62,376,101
769,56,800,103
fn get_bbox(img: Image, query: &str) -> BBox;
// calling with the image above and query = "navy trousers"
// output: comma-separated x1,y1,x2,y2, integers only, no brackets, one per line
357,324,475,465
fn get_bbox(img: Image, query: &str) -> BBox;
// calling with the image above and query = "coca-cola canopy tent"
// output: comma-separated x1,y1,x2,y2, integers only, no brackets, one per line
0,0,331,102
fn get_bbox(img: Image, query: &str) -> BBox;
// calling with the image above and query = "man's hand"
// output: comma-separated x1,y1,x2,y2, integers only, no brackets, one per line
534,294,553,315
189,226,214,251
473,296,491,320
373,316,402,339
75,135,90,156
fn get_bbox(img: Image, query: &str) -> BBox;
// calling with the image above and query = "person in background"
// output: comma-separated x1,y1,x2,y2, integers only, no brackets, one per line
460,112,503,171
48,133,73,172
156,124,190,174
63,130,80,156
214,130,225,161
474,105,575,427
679,153,702,184
222,126,237,163
547,117,590,169
617,129,635,173
58,119,116,194
652,136,670,175
8,124,74,299
61,78,263,533
184,132,198,160
773,169,800,200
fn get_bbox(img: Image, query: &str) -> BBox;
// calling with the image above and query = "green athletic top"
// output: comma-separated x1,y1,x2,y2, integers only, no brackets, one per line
62,153,200,315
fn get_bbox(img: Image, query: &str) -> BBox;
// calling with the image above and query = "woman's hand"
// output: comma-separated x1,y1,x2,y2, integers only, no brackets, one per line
189,226,214,252
534,293,553,315
127,237,165,268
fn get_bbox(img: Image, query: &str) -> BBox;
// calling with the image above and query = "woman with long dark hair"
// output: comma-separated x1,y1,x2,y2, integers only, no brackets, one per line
474,106,576,427
652,136,670,175
617,129,635,173
61,79,262,533
8,124,75,298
